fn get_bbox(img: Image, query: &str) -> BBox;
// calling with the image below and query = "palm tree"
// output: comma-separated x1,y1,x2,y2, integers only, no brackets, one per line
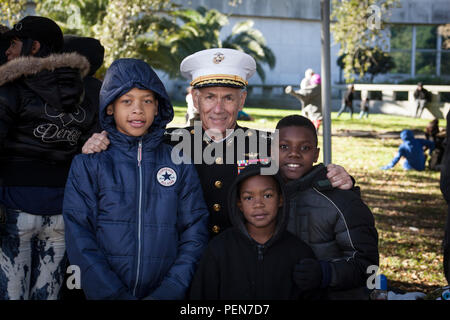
144,6,275,81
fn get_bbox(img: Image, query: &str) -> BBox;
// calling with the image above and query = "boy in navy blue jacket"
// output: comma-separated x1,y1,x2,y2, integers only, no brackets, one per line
63,58,209,300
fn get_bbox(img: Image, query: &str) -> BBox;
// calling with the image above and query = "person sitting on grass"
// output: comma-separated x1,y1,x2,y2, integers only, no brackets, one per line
63,58,209,300
274,115,379,300
381,129,435,171
189,163,321,300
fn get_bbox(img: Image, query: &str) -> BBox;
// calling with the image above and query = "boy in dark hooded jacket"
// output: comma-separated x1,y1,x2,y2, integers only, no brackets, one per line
381,129,435,171
275,115,379,300
189,163,319,300
63,58,209,300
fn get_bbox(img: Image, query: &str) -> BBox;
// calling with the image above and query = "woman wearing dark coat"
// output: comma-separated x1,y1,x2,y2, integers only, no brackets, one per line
0,16,98,300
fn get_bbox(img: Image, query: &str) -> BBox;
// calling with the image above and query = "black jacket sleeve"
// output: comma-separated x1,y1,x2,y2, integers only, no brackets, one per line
326,191,379,291
0,85,19,151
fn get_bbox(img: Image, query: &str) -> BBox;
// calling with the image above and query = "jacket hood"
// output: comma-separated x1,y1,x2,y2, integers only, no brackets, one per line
99,58,174,148
63,35,104,76
227,163,289,246
0,52,89,86
0,52,89,112
400,129,414,142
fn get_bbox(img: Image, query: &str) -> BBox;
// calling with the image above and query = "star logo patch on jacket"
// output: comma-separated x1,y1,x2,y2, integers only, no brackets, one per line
156,167,177,186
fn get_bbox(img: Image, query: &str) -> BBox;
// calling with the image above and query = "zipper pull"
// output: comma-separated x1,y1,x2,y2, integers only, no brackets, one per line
137,140,142,167
257,244,264,261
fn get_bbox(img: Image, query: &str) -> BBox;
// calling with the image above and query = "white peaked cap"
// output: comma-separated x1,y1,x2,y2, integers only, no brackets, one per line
180,48,257,89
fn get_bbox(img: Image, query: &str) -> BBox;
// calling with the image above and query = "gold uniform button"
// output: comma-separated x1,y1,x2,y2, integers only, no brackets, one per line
215,157,223,164
214,180,223,189
212,225,220,233
190,129,195,134
213,204,221,212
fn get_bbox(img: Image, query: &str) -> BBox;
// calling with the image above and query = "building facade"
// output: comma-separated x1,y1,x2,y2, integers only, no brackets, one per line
168,0,450,104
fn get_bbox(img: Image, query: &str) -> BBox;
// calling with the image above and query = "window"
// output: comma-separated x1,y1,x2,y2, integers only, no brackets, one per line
390,25,412,49
389,25,412,74
389,24,450,77
416,52,436,75
442,52,450,75
415,25,437,49
390,52,411,74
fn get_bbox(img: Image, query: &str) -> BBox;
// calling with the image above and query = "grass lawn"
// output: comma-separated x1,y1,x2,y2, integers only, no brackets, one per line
170,103,448,294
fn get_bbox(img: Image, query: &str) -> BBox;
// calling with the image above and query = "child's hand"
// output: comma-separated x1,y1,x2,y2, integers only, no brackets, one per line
82,130,110,154
380,165,391,170
326,164,353,190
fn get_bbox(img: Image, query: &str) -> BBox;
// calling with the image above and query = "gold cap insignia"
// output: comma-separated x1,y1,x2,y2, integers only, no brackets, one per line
213,52,225,64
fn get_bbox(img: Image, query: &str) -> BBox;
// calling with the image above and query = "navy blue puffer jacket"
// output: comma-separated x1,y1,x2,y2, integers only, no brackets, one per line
63,58,209,300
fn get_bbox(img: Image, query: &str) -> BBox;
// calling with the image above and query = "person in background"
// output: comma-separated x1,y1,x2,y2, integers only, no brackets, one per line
337,84,354,119
359,91,370,119
0,16,96,300
425,119,439,144
300,68,314,89
413,82,431,118
440,110,450,285
381,129,435,171
285,74,322,130
59,34,105,299
185,86,200,126
425,119,446,171
0,24,10,65
62,34,105,149
284,68,314,112
237,109,254,121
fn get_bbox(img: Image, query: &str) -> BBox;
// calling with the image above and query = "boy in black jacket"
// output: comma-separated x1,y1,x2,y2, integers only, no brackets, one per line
275,115,379,300
189,163,320,300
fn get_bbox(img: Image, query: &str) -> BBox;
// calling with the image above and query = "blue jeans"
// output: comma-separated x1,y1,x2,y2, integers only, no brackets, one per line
337,103,353,118
0,209,66,300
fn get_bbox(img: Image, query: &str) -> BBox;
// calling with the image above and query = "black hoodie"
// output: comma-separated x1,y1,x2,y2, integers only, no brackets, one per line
189,164,317,300
62,35,105,137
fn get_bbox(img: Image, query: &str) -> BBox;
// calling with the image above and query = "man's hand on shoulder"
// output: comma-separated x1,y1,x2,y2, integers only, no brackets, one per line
326,164,354,190
82,130,110,154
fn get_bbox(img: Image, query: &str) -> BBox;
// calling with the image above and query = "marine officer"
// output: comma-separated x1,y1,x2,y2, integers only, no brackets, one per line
81,48,354,237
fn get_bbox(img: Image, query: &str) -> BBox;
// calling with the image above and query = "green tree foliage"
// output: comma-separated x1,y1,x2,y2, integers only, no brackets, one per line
2,1,274,80
144,6,275,81
37,0,178,70
338,47,395,82
331,0,400,82
0,0,27,25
